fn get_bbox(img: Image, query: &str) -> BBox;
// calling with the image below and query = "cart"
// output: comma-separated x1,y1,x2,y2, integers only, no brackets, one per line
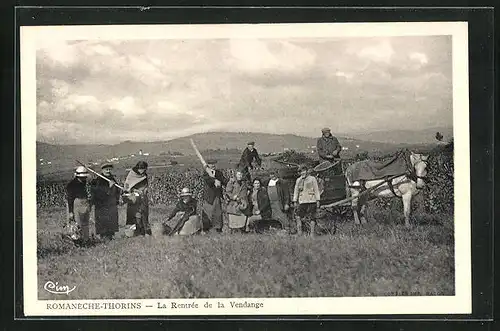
266,159,401,235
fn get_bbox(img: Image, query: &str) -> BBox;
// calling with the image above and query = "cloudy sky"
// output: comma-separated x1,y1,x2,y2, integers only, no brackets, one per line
36,36,452,144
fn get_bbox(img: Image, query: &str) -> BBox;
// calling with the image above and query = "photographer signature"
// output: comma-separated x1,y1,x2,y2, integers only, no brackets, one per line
43,281,76,295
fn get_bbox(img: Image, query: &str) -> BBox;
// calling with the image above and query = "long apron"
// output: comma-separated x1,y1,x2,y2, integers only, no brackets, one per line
202,196,223,230
228,213,247,229
267,185,288,228
226,198,247,229
95,200,119,236
126,196,150,235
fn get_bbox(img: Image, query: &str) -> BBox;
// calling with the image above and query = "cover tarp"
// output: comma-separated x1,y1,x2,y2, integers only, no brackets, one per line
347,149,411,182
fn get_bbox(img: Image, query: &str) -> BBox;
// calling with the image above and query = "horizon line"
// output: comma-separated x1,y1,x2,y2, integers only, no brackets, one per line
37,126,453,146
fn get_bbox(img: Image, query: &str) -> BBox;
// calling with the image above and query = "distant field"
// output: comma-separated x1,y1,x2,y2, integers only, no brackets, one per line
37,152,242,182
37,203,454,300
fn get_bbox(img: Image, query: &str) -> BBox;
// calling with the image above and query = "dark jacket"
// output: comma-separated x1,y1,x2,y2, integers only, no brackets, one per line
317,135,342,161
91,176,120,207
265,178,290,211
248,188,272,219
238,147,262,170
66,178,90,213
167,197,198,220
203,170,228,204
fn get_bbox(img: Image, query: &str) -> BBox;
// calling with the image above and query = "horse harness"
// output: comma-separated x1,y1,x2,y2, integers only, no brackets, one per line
356,157,427,198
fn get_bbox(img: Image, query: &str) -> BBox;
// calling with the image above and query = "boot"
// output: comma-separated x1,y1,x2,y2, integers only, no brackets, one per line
310,221,316,237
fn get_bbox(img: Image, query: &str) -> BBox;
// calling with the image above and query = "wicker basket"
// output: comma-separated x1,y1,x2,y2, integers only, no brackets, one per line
151,223,166,238
124,228,135,238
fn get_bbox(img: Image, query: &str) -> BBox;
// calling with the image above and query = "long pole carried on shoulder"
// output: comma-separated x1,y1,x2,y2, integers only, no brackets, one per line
190,139,216,178
75,160,127,191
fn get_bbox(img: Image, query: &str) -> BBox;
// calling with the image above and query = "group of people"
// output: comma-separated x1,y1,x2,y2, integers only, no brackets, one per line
65,128,342,242
65,160,150,243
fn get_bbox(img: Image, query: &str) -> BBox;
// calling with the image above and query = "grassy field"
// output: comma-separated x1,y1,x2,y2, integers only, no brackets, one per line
36,204,455,300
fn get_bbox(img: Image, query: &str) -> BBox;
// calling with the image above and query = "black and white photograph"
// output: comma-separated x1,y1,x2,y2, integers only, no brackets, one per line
21,22,471,316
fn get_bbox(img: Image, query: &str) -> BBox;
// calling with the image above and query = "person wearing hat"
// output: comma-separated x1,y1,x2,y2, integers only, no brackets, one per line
317,127,342,173
246,177,272,233
265,169,292,233
225,169,250,233
123,161,151,236
163,187,201,236
201,159,228,233
90,162,121,241
292,164,321,236
237,141,262,183
65,165,92,243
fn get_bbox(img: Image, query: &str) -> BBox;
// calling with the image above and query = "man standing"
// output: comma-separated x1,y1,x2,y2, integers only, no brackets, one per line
316,128,342,173
201,160,228,233
238,141,262,182
66,166,92,243
91,163,120,241
292,165,321,237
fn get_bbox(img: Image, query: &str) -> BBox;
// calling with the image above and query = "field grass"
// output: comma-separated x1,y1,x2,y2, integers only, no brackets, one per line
36,205,455,300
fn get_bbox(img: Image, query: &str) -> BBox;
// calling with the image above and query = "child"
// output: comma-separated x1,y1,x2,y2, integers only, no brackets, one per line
292,165,321,236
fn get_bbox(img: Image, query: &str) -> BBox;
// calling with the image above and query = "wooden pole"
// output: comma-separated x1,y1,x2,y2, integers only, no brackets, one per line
320,174,404,209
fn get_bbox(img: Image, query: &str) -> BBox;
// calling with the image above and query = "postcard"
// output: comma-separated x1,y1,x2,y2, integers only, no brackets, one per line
21,21,470,316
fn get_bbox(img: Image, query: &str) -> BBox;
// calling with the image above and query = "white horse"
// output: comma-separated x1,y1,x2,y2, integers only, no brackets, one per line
345,151,429,227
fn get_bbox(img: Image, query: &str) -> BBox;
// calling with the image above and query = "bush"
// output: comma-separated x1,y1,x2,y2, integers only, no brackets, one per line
37,143,455,220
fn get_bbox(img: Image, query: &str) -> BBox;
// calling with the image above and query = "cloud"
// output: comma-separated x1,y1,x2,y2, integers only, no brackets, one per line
356,40,395,64
335,71,354,81
409,52,428,65
35,36,453,144
86,44,116,56
37,40,80,66
229,39,316,75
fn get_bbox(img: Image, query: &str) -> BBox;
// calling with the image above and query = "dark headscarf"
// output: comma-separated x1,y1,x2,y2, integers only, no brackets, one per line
252,178,263,190
132,161,148,174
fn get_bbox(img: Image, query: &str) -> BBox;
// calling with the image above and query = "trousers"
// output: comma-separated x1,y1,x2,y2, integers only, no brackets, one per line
73,198,91,240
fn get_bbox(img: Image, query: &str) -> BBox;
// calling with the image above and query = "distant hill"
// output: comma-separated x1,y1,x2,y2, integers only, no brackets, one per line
36,131,435,169
351,126,453,145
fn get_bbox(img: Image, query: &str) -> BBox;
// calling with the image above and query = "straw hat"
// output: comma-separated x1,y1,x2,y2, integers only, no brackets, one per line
180,187,192,197
75,166,89,178
101,162,113,169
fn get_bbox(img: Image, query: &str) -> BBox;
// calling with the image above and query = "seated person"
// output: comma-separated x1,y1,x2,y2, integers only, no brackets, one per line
164,187,201,236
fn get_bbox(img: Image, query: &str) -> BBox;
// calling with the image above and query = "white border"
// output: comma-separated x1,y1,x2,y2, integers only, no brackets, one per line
21,22,471,316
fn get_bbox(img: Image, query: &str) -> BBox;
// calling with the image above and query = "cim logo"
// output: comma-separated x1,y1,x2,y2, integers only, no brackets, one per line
43,281,76,295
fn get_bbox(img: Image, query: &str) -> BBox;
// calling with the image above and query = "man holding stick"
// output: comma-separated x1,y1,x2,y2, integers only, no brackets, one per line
189,139,229,234
90,162,121,241
201,159,228,233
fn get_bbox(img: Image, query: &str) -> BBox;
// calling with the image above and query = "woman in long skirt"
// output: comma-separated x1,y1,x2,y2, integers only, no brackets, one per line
123,161,150,236
225,170,250,233
246,178,272,232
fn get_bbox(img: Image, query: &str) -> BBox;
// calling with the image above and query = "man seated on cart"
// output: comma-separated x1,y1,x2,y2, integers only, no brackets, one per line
316,127,342,174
